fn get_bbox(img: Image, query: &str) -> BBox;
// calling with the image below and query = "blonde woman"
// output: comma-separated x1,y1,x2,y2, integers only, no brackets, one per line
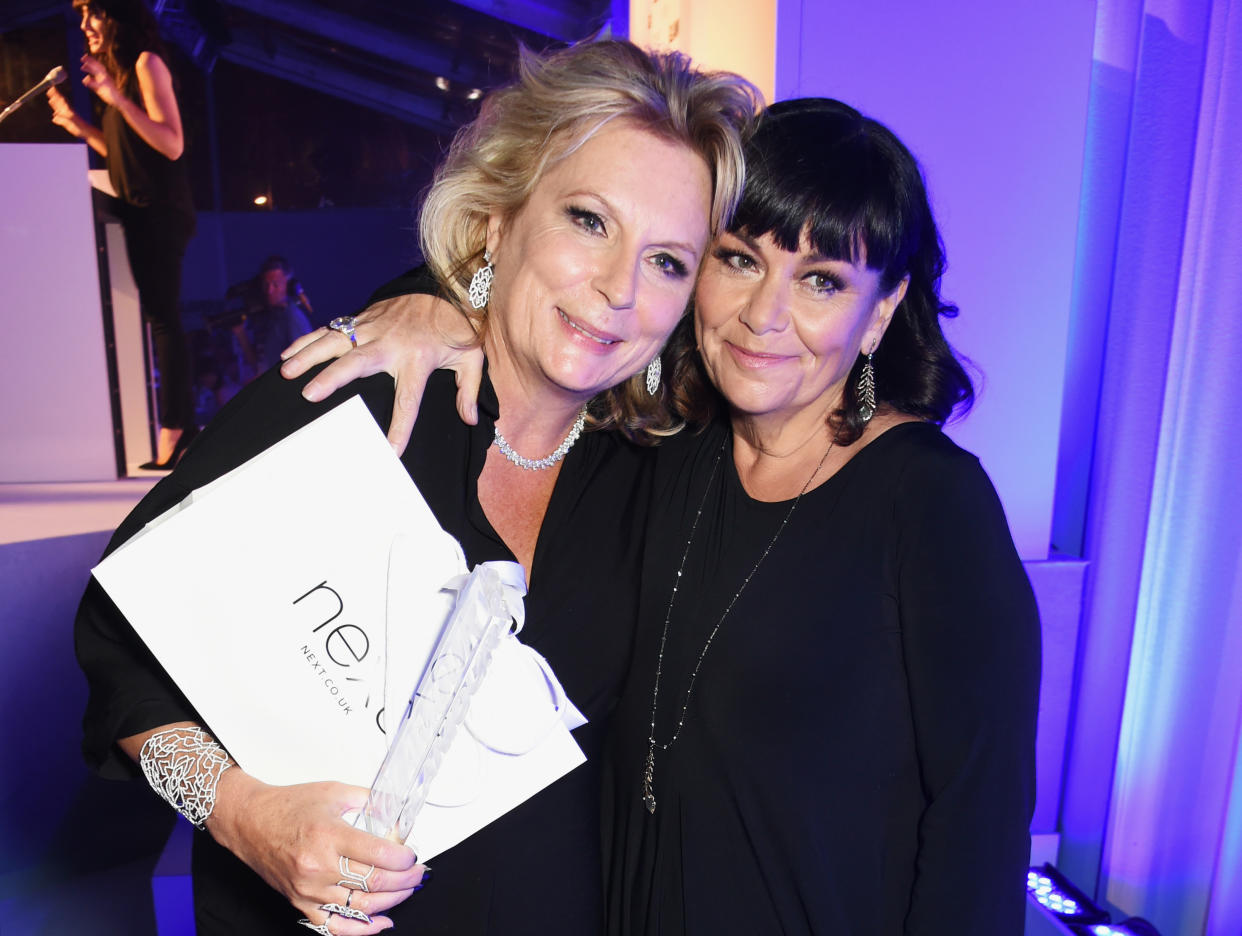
76,40,757,936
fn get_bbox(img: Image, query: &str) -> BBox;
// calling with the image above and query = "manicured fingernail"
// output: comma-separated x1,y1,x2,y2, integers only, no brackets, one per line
303,382,324,402
413,866,434,891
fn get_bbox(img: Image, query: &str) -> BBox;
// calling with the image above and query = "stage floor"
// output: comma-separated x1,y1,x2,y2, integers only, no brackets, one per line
0,475,183,936
0,478,158,546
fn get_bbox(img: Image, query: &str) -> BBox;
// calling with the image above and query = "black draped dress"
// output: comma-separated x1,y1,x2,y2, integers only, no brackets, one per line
604,419,1040,934
76,364,651,934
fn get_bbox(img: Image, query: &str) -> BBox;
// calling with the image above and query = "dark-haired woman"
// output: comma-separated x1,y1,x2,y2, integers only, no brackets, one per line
49,0,196,468
283,97,1040,933
602,97,1039,934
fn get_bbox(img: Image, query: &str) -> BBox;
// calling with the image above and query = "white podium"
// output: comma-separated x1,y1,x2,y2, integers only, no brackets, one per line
0,143,154,481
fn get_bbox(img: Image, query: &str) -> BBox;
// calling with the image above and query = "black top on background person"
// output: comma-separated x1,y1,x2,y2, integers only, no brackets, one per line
101,91,193,213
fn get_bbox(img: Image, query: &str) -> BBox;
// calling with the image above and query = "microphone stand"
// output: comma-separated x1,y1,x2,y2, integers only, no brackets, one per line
0,67,67,127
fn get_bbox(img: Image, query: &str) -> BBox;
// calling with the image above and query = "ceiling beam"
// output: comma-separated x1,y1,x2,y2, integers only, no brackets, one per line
225,0,489,86
450,0,592,41
0,0,62,32
222,29,457,133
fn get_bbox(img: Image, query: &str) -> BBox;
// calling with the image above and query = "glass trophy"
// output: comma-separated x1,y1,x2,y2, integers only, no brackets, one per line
354,562,517,847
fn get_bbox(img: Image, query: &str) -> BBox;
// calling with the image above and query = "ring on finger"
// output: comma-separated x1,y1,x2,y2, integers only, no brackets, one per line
327,316,358,347
337,855,375,893
297,919,332,935
321,900,372,924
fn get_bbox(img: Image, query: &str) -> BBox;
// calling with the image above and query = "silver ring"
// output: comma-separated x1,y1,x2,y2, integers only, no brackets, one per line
321,901,371,924
328,316,358,347
337,855,375,892
297,920,332,935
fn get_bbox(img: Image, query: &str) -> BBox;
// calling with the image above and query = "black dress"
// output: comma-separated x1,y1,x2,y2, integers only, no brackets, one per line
603,420,1040,934
76,364,651,934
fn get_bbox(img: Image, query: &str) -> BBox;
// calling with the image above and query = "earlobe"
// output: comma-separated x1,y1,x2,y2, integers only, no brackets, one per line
891,276,910,310
870,276,909,348
485,214,504,258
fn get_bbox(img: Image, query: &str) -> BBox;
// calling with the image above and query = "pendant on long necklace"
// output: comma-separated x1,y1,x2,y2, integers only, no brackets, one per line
643,743,657,814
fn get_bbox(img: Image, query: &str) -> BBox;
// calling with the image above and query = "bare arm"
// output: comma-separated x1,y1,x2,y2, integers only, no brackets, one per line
81,51,184,160
47,85,107,156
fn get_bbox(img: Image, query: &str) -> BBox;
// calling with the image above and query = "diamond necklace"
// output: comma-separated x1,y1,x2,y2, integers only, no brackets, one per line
642,433,834,814
492,408,587,470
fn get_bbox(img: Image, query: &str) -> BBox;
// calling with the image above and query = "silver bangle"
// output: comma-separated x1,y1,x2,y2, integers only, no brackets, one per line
139,726,233,829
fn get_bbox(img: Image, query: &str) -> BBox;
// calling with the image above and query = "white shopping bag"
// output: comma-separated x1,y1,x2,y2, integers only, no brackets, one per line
93,397,585,859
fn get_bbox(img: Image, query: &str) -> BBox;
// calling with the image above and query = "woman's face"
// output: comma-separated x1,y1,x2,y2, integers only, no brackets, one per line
77,5,110,54
694,228,905,425
485,121,712,401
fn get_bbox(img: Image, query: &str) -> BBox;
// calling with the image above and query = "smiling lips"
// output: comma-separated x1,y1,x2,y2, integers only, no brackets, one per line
558,308,621,348
726,341,794,368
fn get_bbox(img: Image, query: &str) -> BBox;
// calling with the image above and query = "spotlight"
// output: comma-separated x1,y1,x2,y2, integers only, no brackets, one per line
467,88,482,101
1028,870,1081,915
1084,921,1163,936
1025,866,1164,936
435,76,450,91
253,194,268,206
1026,865,1108,927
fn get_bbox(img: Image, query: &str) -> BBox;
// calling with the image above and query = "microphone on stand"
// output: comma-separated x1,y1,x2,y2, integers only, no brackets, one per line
0,66,67,126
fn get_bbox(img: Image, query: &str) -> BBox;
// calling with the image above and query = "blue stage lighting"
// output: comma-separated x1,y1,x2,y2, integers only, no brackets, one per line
1026,864,1109,927
1082,921,1162,936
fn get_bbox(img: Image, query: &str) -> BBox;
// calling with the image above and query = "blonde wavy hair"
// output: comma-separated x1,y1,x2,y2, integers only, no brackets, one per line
418,38,760,444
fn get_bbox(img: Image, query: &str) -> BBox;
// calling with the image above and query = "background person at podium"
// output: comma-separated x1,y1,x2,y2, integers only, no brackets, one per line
47,0,197,469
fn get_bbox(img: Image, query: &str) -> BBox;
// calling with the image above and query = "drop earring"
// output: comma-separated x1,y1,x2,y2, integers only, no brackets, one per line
646,355,662,396
857,347,877,423
468,250,494,310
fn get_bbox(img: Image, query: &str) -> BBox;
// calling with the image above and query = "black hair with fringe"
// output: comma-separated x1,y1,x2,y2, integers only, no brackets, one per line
669,97,974,443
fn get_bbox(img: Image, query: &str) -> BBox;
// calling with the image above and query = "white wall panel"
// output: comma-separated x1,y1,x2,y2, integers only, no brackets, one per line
776,1,1096,559
0,144,115,481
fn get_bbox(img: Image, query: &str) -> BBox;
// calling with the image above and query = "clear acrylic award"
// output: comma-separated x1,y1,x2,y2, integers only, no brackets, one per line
354,562,521,847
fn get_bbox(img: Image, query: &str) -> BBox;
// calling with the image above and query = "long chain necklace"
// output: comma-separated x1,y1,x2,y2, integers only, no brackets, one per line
642,433,834,814
492,408,587,470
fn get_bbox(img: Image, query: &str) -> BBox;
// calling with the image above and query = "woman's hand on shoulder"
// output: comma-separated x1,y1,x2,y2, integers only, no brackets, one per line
207,768,428,933
280,292,485,455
